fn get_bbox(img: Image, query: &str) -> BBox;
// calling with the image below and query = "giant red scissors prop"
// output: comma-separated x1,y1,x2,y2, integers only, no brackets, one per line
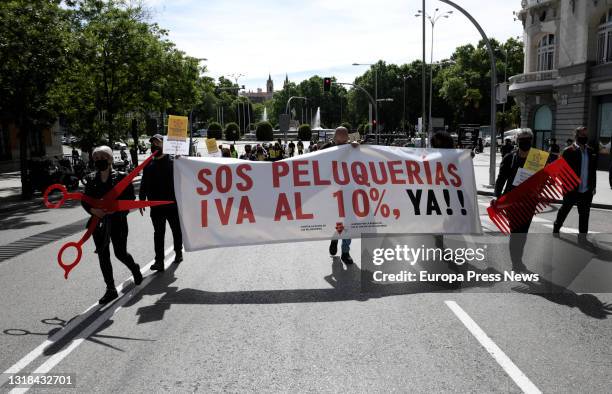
43,153,172,279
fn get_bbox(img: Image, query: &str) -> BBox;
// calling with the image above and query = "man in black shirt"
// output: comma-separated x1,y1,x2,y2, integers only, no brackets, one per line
493,129,535,271
324,127,359,265
139,134,183,271
500,138,514,158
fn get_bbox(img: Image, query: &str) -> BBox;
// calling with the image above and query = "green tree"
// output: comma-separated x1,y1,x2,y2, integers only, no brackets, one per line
224,122,239,141
256,121,273,141
298,124,312,141
0,0,71,197
207,121,222,139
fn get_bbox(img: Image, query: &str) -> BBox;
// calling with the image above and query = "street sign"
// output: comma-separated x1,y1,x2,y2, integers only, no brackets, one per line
168,115,188,139
206,138,219,154
163,136,189,156
279,114,290,133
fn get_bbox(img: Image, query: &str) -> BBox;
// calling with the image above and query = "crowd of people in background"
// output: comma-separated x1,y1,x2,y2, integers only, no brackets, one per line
218,139,324,162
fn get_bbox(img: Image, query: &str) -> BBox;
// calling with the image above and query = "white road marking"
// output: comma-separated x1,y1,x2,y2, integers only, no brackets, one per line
445,300,542,394
1,247,173,390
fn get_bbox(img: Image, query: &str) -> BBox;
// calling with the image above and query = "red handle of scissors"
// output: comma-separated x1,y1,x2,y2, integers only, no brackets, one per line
58,216,99,279
43,184,98,209
104,200,174,211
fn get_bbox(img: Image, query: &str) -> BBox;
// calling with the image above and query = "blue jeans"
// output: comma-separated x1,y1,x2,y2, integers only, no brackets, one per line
341,239,351,253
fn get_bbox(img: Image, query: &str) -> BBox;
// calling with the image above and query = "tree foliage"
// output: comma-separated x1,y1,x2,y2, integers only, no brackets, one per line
256,121,273,141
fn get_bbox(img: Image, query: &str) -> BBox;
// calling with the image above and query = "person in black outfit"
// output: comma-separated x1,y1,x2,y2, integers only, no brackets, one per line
500,138,514,158
139,134,183,271
548,138,560,163
82,145,142,305
324,127,359,265
492,130,535,271
553,126,598,239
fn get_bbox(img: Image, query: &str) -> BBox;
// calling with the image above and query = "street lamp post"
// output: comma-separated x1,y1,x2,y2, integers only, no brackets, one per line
334,82,377,143
353,62,378,143
416,8,452,145
402,75,412,135
437,0,498,186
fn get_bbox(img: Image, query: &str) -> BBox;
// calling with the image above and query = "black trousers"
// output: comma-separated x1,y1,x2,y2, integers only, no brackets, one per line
92,215,138,290
554,191,593,233
508,213,533,270
151,206,183,263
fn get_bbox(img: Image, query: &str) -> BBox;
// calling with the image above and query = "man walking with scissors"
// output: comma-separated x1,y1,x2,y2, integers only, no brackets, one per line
139,134,183,271
82,145,143,305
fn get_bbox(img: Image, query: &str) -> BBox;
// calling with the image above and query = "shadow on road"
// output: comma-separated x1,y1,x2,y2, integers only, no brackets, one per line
3,312,154,356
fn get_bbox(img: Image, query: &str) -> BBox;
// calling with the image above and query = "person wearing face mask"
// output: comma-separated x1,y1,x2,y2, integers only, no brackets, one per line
82,145,142,304
553,126,598,239
139,134,183,271
492,129,535,271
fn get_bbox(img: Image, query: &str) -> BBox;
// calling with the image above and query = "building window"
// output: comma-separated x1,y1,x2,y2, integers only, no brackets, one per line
598,99,612,148
536,34,555,71
597,9,612,64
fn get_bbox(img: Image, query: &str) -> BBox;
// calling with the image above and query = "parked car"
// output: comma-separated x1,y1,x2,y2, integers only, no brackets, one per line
113,141,128,150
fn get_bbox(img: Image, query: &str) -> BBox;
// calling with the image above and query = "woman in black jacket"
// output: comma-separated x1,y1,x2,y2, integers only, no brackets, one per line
82,145,142,304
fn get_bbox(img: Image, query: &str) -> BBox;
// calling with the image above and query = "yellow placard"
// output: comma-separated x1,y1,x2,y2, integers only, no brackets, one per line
206,138,219,153
167,115,188,139
524,148,549,172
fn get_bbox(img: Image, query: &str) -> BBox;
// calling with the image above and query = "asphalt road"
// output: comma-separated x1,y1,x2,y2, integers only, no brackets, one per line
0,195,611,393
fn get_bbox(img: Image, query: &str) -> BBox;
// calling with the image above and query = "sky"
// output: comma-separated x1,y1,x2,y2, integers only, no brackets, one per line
143,0,524,91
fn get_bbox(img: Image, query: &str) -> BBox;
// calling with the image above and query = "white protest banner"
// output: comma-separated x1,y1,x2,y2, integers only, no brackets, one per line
174,145,482,251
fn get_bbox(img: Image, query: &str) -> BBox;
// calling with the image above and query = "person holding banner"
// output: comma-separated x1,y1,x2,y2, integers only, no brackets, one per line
139,135,183,270
82,145,142,304
493,129,535,271
324,127,359,265
553,126,598,239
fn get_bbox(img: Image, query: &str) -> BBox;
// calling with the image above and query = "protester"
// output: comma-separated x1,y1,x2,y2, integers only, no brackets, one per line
82,145,142,304
71,146,80,166
240,144,254,160
492,129,535,271
221,148,232,158
548,138,560,163
500,138,513,158
566,138,573,148
297,140,304,155
139,134,183,271
230,144,238,159
255,145,266,161
430,131,455,149
323,127,359,265
553,126,598,240
288,140,296,157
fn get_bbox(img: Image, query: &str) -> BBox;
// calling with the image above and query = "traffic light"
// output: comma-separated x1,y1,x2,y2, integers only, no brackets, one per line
323,77,332,92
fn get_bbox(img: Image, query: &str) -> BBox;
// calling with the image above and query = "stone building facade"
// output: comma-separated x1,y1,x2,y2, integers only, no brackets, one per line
510,0,612,168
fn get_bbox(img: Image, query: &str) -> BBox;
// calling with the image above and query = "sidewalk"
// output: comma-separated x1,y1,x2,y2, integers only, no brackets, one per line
472,148,612,209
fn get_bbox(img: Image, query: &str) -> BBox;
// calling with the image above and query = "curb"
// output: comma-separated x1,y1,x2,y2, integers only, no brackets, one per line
476,190,612,210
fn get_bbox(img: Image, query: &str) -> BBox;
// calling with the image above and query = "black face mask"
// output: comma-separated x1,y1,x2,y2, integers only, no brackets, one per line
150,145,161,155
94,160,109,171
576,136,588,145
517,138,532,152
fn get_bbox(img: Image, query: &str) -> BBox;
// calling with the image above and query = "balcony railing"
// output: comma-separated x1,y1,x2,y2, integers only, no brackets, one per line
509,70,559,85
